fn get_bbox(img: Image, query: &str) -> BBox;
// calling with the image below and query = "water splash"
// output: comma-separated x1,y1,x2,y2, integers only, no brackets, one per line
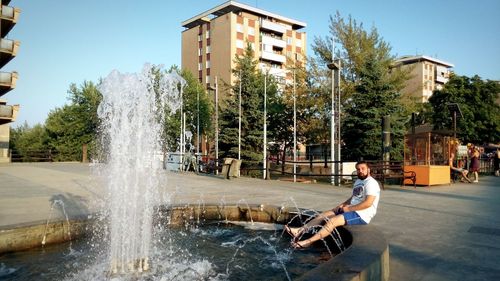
97,64,184,273
41,199,72,250
236,199,254,224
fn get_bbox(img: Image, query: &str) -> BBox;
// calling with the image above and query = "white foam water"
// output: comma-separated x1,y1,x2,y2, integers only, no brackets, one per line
97,64,184,274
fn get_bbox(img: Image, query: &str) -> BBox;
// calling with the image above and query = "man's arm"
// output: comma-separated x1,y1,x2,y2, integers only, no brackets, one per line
335,196,352,212
343,195,376,212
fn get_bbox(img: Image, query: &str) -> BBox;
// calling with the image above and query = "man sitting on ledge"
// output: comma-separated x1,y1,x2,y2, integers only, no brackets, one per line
286,161,381,248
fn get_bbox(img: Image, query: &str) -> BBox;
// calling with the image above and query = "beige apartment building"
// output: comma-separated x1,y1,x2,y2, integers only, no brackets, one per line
395,55,454,103
181,1,307,95
0,0,20,162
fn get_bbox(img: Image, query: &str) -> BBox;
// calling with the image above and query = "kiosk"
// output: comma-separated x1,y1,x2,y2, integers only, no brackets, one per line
404,124,455,186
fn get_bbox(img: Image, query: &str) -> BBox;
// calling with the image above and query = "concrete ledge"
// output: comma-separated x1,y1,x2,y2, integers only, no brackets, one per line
0,205,389,281
0,218,91,254
297,225,389,281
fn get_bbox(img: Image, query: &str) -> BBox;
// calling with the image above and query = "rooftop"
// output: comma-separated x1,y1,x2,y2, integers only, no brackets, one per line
181,0,306,30
396,55,454,68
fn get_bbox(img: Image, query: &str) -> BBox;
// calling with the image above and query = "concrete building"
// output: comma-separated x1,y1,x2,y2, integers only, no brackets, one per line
395,55,454,103
181,0,306,94
0,0,20,162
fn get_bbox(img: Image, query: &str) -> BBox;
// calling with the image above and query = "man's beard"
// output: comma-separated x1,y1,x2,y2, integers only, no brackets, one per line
358,174,368,180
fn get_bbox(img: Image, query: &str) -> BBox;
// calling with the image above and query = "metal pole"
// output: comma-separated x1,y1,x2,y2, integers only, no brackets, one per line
334,59,341,186
263,73,267,180
293,68,297,183
330,38,335,185
180,88,184,171
197,86,200,155
215,76,219,175
453,110,457,139
238,71,242,161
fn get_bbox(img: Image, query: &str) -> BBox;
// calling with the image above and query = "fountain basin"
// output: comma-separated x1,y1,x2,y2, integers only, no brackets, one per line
0,204,389,281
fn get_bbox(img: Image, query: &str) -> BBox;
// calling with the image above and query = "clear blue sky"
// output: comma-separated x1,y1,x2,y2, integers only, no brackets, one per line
4,0,500,126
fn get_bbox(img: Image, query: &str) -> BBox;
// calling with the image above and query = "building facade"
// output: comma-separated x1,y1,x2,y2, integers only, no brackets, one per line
395,55,454,103
0,0,20,162
181,1,306,94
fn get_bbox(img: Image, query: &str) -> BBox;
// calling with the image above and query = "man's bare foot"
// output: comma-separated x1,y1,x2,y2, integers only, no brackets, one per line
291,239,311,249
284,225,303,238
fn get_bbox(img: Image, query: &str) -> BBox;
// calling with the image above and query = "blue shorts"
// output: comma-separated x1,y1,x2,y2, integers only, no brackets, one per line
334,209,367,225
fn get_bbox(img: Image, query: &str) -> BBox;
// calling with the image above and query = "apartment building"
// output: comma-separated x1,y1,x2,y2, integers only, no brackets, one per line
0,0,20,162
395,55,454,103
181,1,306,95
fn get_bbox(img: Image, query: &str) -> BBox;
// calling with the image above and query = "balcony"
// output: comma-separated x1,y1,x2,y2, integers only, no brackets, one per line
0,39,19,68
435,65,450,84
261,34,286,49
260,51,286,64
260,19,286,34
0,103,19,125
1,5,20,37
0,71,18,97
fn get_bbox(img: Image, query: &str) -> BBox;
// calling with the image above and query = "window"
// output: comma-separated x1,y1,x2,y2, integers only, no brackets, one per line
198,63,202,71
287,37,292,45
206,30,210,39
248,27,255,36
236,40,244,49
206,60,211,68
198,34,202,41
295,39,302,47
198,48,202,56
236,23,243,33
206,46,211,54
206,75,210,83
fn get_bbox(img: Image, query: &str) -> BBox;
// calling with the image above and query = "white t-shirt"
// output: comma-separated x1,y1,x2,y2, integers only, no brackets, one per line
350,176,380,223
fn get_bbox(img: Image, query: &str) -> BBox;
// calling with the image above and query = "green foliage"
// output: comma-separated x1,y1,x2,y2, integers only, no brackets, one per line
311,12,412,161
9,122,50,160
268,59,311,161
162,67,213,152
428,74,500,144
219,43,280,164
45,81,102,161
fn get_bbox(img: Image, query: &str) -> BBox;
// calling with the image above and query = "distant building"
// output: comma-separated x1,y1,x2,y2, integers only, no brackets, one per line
0,0,20,163
181,0,307,96
395,55,454,103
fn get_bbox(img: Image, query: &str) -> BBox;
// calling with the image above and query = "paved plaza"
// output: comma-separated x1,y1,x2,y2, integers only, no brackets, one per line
1,162,499,280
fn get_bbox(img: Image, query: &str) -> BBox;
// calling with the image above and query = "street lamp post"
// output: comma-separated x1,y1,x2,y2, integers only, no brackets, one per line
215,76,219,175
180,88,184,172
327,47,341,186
263,73,267,180
197,86,200,156
293,69,297,183
238,71,242,161
208,77,219,175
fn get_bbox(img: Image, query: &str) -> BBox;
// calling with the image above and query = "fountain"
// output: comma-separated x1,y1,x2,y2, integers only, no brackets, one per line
0,64,389,281
96,64,184,274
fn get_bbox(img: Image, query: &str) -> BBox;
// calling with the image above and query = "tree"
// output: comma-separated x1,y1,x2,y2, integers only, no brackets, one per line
9,122,50,160
45,81,102,161
161,66,213,152
219,43,279,164
311,12,411,160
267,58,312,165
428,74,500,144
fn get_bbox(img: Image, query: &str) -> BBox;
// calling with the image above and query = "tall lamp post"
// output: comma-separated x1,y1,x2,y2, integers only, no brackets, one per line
327,51,341,186
293,68,297,183
447,103,463,139
197,85,200,156
238,71,242,161
208,77,219,175
263,73,267,180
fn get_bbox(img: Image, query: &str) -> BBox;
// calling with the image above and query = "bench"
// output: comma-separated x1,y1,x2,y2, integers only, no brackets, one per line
370,164,416,188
